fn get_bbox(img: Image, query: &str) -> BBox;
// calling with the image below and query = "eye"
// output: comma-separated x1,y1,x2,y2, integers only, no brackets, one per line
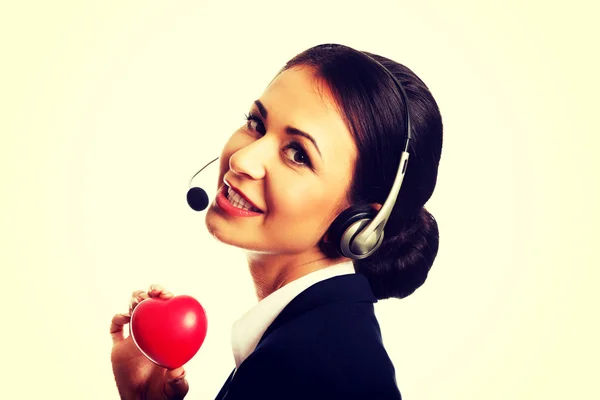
244,112,313,169
283,142,312,168
244,113,266,135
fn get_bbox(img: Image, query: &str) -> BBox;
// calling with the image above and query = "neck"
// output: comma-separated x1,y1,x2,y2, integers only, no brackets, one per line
244,249,350,301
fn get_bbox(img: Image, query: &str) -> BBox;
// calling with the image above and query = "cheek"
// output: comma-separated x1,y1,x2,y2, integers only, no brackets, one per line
276,179,350,234
270,185,337,227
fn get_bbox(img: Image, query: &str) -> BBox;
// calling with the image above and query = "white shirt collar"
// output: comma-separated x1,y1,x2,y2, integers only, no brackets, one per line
231,260,355,368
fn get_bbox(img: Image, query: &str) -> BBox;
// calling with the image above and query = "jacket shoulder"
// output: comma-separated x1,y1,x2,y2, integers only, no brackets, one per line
314,302,401,396
226,302,401,399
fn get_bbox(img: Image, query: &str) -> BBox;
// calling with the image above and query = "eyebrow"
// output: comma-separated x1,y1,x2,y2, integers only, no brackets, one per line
254,100,322,159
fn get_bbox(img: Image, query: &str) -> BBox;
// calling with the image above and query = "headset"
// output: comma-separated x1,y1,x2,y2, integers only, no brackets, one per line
187,54,411,260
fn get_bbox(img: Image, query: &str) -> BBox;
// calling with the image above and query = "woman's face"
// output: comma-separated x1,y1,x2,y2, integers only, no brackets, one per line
205,66,357,256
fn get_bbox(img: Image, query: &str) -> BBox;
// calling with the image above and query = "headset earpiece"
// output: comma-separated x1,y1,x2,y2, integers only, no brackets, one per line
328,205,380,260
325,52,412,261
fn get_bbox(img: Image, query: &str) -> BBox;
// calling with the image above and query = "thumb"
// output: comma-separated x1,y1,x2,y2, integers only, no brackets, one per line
164,367,189,400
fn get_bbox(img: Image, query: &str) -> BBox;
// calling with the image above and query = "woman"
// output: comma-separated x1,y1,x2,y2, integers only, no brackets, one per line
110,43,443,400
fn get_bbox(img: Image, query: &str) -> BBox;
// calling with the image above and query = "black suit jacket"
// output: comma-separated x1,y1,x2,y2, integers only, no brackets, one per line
214,273,402,399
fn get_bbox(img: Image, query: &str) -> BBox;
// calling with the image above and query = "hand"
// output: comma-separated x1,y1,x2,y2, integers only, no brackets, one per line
110,284,190,400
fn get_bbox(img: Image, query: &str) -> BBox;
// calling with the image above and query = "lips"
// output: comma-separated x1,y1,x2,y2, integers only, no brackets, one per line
215,186,262,217
224,183,264,213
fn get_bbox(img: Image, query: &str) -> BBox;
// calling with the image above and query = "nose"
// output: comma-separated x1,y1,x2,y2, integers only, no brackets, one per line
229,142,268,181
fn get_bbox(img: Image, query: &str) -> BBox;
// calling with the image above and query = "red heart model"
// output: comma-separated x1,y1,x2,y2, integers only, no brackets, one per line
130,295,207,369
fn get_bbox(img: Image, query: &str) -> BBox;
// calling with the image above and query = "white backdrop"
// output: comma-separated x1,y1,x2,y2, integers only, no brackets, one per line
1,1,598,399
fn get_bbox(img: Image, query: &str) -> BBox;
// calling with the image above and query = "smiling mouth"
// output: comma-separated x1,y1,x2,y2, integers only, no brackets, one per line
225,186,263,213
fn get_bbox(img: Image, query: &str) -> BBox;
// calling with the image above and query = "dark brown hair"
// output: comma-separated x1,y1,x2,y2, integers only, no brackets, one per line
281,44,443,300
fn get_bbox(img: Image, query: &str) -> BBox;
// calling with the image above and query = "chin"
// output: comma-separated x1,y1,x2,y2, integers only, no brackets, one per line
204,209,325,255
204,210,226,243
204,211,260,250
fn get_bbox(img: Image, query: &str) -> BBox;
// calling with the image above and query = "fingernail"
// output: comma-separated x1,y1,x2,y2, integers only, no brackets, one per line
171,371,186,384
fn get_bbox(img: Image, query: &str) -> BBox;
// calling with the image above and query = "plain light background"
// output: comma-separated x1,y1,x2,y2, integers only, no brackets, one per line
1,0,598,399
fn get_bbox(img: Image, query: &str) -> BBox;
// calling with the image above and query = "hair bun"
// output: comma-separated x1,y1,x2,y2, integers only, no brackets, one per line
354,207,439,300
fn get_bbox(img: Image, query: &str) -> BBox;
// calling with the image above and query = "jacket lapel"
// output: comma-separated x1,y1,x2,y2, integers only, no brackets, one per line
214,368,235,400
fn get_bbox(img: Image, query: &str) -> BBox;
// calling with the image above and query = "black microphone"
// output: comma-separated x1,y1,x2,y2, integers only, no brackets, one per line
187,187,209,211
187,157,219,212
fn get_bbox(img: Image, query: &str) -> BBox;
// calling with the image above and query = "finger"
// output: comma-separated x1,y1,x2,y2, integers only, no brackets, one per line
148,283,174,299
129,294,141,313
164,368,189,400
129,290,151,312
148,283,165,293
109,313,131,344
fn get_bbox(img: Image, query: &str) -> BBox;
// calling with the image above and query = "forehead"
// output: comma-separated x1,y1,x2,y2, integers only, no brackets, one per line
259,66,357,165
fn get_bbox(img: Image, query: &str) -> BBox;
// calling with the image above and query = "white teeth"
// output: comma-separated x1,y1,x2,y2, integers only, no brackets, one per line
226,187,261,212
